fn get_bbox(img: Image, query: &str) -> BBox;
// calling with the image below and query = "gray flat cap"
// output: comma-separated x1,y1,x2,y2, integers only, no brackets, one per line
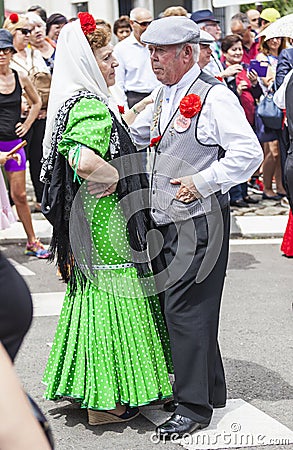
141,16,200,46
199,30,215,45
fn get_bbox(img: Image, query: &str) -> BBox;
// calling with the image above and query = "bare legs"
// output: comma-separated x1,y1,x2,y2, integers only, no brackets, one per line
6,170,36,243
262,140,286,197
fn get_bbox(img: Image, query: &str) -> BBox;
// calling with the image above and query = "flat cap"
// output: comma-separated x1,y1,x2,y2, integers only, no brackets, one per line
199,30,215,45
141,16,200,46
190,9,220,24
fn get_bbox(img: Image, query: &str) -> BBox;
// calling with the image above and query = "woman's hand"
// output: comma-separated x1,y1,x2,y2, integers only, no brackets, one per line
247,69,258,86
221,64,243,78
15,122,29,138
237,80,248,96
0,151,21,166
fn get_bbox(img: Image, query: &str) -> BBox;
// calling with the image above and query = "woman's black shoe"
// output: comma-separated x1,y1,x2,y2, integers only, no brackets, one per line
230,199,247,208
243,196,259,204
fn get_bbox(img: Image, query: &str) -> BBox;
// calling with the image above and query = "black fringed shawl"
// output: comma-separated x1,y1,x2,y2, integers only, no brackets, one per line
41,90,150,283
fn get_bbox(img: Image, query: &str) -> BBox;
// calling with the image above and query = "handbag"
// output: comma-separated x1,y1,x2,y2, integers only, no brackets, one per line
257,84,283,130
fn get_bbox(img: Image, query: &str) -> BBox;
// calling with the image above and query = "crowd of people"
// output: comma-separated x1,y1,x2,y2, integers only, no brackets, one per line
0,4,292,445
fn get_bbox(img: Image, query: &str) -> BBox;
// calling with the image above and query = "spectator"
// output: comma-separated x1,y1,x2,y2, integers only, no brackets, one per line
113,15,131,42
190,9,223,76
27,4,47,22
0,151,20,229
274,70,293,256
0,28,50,258
26,12,56,73
230,12,259,65
4,12,51,212
256,35,287,200
46,13,67,42
259,8,281,32
198,30,214,70
221,34,261,207
162,6,188,17
113,7,160,108
246,9,260,33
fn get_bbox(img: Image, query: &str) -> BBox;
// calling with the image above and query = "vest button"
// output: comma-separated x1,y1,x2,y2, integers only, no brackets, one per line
152,190,155,194
152,208,156,213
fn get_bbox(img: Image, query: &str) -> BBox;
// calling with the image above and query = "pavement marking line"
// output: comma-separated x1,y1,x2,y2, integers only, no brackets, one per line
141,399,293,449
32,292,65,317
230,238,282,246
7,258,35,276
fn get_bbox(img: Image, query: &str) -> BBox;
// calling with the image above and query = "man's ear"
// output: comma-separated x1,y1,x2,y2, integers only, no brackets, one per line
183,44,193,57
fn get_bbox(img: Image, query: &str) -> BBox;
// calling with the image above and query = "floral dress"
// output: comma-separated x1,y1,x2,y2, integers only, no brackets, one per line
43,98,172,410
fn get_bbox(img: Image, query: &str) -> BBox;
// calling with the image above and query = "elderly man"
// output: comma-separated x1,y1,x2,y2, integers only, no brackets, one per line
130,16,263,439
113,7,160,108
230,13,259,64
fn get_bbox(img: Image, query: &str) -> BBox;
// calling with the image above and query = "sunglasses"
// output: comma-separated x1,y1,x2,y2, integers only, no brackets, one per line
16,28,31,35
0,48,12,55
133,20,152,27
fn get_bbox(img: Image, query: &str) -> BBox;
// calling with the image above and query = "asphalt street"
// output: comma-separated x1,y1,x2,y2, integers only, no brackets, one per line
2,240,293,450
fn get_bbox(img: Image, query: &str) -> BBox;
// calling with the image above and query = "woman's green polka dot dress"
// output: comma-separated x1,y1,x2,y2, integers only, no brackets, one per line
43,98,173,410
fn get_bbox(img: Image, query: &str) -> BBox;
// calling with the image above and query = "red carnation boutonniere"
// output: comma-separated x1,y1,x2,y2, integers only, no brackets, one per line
150,136,161,147
9,13,19,23
118,105,125,114
78,12,96,35
179,94,202,118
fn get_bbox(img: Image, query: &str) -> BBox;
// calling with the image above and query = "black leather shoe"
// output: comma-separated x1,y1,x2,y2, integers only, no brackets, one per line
156,414,209,439
163,399,226,412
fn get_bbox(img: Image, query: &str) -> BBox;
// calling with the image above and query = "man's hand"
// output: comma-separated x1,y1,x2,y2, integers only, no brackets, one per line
170,176,201,203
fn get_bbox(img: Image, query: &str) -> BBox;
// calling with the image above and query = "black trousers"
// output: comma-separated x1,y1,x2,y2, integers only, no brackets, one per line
0,252,33,361
24,118,46,203
126,91,151,109
153,204,230,423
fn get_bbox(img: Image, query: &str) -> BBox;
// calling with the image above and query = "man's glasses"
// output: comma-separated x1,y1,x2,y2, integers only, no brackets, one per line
133,20,152,27
0,48,12,55
16,28,31,35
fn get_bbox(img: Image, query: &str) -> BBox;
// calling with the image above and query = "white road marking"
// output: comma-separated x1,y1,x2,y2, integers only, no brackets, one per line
142,399,293,449
32,292,65,317
8,258,35,276
230,238,282,245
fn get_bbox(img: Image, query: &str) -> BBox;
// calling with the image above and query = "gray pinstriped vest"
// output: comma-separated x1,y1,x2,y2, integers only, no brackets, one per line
150,71,229,226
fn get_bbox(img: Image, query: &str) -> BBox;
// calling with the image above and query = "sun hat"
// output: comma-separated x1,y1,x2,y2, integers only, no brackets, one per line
141,16,200,46
0,29,16,52
190,9,220,24
260,8,281,23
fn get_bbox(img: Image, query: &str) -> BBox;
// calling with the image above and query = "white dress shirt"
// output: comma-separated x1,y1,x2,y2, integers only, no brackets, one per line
130,63,263,198
113,33,160,104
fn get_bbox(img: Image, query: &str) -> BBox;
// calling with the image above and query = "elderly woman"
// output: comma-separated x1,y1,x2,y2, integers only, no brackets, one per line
26,12,56,73
42,13,172,425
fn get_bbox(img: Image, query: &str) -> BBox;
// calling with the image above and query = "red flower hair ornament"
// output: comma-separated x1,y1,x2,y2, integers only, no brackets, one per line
150,136,162,147
179,94,202,118
9,13,19,23
78,12,96,36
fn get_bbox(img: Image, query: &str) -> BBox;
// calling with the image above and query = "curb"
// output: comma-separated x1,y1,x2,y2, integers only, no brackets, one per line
0,215,288,246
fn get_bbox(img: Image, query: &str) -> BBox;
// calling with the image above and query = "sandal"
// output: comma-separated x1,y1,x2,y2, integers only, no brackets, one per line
88,405,140,426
